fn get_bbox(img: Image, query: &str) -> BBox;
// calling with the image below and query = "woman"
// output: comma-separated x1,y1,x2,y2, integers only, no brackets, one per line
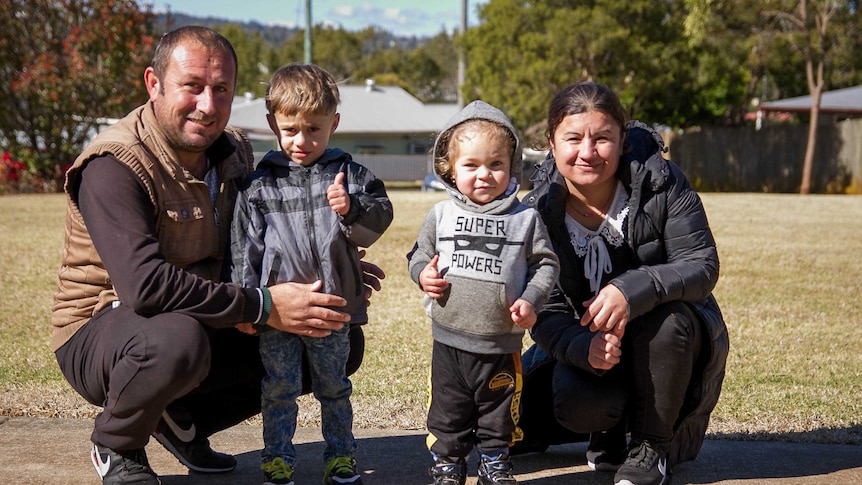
516,81,729,485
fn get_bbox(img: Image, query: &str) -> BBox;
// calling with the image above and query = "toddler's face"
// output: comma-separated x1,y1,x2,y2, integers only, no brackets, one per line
451,131,512,205
268,111,339,166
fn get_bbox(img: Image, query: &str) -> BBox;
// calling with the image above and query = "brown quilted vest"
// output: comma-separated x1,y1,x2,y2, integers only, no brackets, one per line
50,103,253,351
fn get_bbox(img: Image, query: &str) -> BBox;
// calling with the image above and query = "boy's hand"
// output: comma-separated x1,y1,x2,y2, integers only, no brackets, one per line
327,171,350,215
419,255,449,299
510,298,537,329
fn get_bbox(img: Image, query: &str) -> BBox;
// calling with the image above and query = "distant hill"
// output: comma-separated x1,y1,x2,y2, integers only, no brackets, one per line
153,12,427,49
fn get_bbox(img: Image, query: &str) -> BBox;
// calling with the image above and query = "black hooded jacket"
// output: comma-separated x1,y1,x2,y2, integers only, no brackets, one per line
524,120,729,466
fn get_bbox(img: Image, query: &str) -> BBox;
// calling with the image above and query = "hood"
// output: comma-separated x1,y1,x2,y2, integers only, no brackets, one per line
433,100,523,193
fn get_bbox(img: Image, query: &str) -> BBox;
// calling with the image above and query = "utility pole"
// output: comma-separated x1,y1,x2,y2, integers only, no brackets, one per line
458,0,466,107
304,0,312,64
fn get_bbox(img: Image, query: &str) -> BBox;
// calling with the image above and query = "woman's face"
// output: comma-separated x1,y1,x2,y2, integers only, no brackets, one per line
550,110,624,190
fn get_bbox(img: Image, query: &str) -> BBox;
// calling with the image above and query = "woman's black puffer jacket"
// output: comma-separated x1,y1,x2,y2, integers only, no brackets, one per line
524,121,729,466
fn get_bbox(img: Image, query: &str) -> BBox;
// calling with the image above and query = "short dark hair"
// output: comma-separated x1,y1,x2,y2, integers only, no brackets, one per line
546,81,627,140
151,26,238,81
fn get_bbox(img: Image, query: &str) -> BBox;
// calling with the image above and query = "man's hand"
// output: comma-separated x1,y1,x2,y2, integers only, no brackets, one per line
358,249,385,306
327,172,350,216
419,255,449,299
266,280,350,337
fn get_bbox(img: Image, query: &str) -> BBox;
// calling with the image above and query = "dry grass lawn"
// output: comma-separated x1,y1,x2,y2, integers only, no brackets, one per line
1,191,860,444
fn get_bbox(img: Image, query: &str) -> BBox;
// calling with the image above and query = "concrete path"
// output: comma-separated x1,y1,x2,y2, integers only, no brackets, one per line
1,417,860,484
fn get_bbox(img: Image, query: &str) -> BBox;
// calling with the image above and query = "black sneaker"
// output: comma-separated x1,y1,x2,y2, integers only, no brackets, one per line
477,453,517,485
586,429,627,471
613,440,671,485
429,456,466,485
323,456,363,484
91,443,160,485
151,408,236,473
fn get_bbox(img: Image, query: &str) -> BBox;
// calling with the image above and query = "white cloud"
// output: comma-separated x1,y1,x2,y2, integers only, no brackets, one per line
331,5,354,17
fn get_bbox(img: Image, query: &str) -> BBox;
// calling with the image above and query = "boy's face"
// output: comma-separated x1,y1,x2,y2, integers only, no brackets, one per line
267,110,339,166
451,129,512,205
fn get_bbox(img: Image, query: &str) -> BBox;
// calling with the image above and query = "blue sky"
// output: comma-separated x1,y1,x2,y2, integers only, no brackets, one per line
152,0,488,37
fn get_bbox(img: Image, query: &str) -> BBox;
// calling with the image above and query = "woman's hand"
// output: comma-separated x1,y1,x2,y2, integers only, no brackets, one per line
587,331,622,370
581,283,629,335
419,255,449,299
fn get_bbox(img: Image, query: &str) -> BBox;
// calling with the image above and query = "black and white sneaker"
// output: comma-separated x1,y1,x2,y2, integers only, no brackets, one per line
613,440,671,485
151,407,236,473
586,428,627,471
91,443,160,484
429,455,467,485
477,453,517,485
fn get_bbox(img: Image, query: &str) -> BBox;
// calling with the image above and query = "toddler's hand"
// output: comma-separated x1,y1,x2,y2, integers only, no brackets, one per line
419,255,449,299
510,299,537,329
327,171,350,215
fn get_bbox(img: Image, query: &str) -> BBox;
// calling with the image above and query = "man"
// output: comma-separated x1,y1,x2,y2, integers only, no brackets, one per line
51,26,379,485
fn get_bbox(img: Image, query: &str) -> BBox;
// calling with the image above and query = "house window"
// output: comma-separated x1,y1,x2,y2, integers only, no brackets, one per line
355,144,385,155
408,142,432,155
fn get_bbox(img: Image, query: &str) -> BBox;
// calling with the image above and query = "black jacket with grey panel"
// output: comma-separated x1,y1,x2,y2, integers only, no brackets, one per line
230,148,393,324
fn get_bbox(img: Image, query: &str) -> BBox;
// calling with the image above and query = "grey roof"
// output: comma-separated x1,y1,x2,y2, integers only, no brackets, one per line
229,84,460,139
758,85,862,114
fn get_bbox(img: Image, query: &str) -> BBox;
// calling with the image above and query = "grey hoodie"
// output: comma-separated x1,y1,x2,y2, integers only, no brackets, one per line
408,100,560,354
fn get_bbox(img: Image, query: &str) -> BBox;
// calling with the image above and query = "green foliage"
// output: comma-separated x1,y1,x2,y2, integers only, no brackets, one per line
220,23,270,98
463,0,859,136
0,0,155,184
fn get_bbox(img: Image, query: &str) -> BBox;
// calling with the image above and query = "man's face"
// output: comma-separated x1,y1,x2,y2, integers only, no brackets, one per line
145,41,236,167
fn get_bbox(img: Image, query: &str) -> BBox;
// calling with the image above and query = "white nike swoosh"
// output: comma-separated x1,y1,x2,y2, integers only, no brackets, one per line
162,411,196,442
91,445,111,478
658,457,667,476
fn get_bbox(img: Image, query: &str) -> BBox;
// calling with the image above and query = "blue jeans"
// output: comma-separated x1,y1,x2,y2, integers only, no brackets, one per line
260,326,355,464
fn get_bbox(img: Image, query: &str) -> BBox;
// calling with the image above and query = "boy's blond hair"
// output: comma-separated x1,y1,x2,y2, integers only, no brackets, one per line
265,63,340,116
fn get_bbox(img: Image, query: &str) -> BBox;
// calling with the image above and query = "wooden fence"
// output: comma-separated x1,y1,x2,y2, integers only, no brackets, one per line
668,118,862,193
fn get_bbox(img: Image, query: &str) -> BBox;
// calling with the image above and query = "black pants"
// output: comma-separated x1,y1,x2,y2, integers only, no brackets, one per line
519,301,703,450
426,341,521,459
55,304,364,451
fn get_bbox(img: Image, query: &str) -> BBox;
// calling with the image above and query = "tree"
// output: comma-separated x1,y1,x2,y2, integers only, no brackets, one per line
765,1,839,194
461,0,753,144
220,23,270,98
0,0,154,187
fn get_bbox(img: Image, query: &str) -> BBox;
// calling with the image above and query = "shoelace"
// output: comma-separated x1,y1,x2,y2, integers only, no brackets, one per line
262,458,294,479
627,441,660,470
430,459,464,483
327,457,356,477
481,456,515,480
118,449,150,475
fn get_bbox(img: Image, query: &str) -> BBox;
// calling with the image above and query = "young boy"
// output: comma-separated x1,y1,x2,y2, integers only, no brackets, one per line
407,100,560,485
231,63,393,485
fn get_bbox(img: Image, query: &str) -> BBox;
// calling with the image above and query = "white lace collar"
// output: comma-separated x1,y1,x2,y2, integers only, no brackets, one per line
564,181,630,294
